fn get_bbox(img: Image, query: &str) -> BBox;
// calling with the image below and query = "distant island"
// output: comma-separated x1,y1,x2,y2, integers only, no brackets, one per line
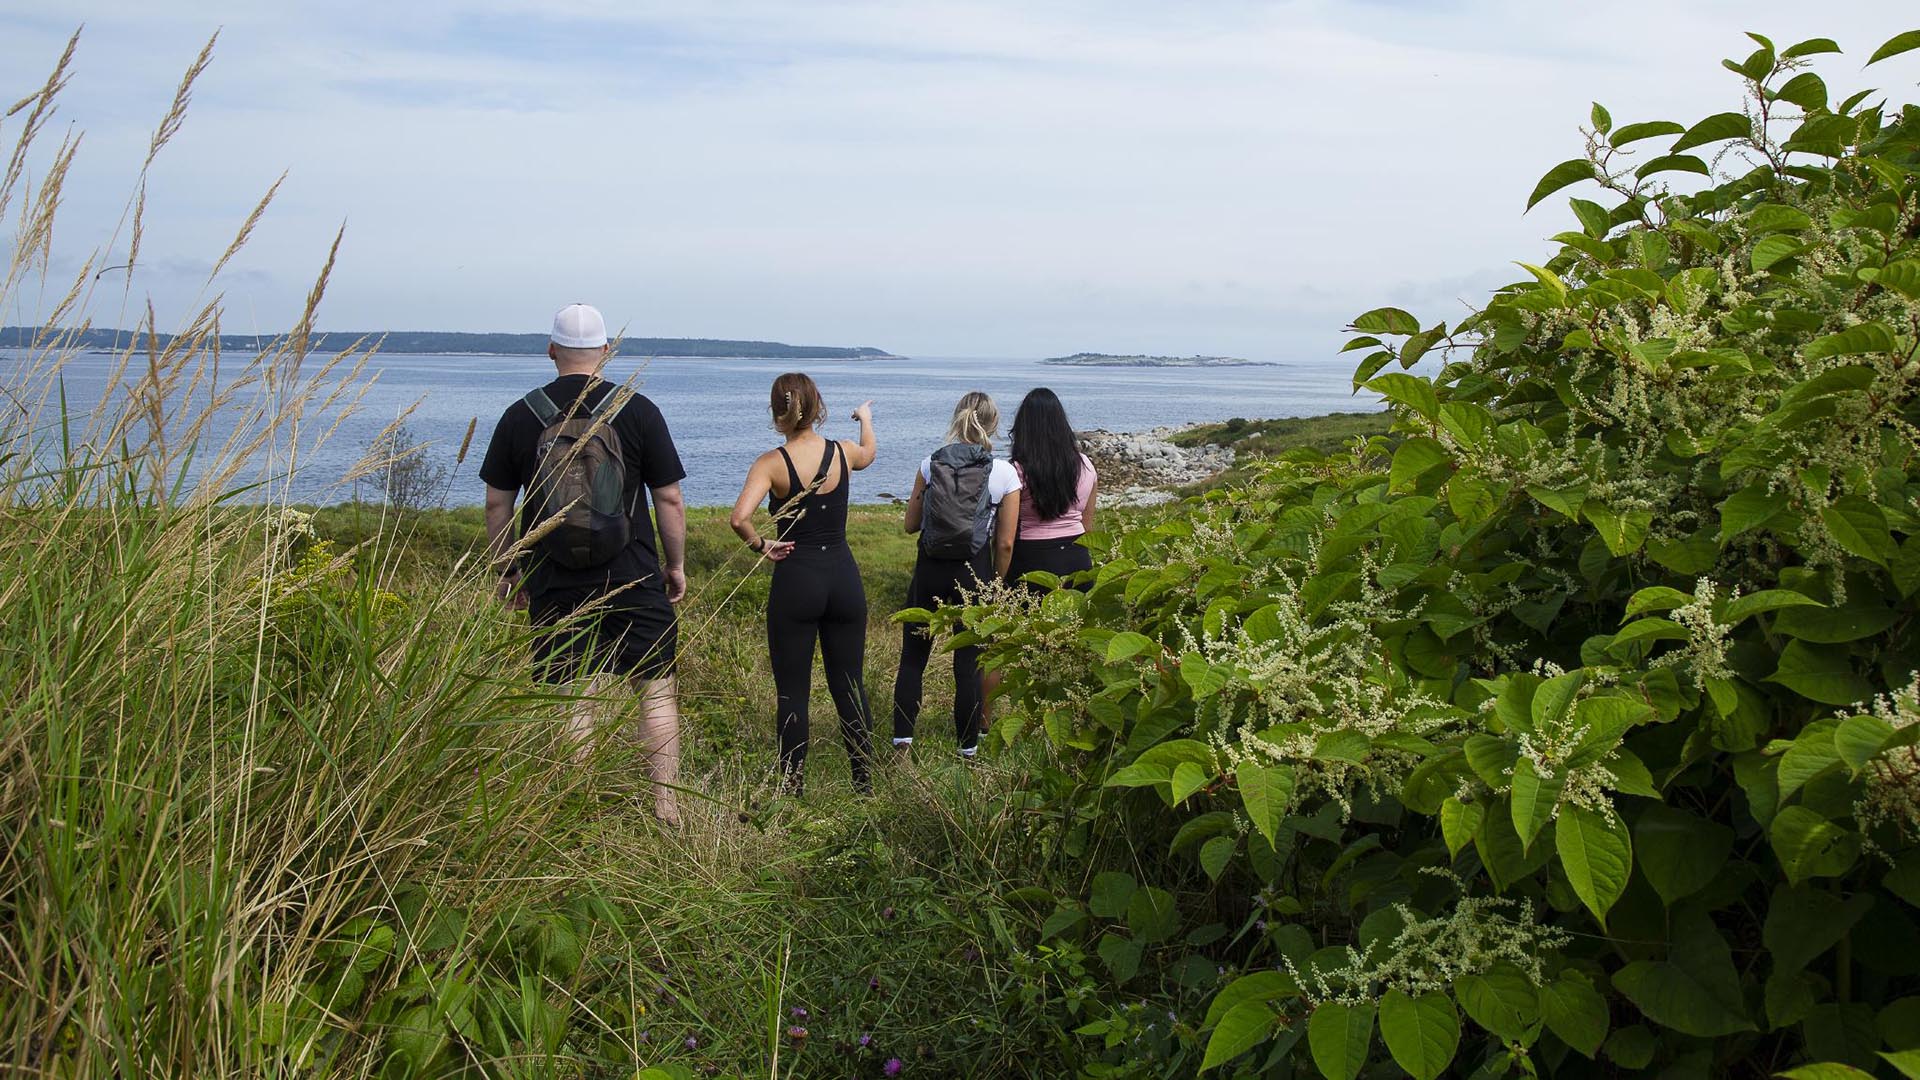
0,326,897,361
1042,352,1275,367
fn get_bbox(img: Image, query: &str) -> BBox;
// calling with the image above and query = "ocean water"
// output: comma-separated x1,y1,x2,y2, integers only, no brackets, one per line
0,350,1373,506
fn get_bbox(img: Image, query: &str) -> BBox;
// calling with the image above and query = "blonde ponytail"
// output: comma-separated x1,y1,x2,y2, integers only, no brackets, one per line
945,391,999,449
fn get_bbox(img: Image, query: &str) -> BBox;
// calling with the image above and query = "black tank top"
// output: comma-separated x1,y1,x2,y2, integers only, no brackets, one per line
768,440,850,546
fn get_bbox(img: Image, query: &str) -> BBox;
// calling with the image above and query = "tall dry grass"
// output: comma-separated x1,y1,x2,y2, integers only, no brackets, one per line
0,33,618,1076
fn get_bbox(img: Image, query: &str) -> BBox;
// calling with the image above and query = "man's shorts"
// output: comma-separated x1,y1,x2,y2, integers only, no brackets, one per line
529,586,677,683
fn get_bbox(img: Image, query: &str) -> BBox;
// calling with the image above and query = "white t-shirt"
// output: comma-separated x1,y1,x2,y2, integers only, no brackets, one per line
919,455,1022,509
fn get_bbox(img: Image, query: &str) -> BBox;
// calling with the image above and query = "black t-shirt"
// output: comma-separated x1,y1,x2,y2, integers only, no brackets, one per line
479,374,686,601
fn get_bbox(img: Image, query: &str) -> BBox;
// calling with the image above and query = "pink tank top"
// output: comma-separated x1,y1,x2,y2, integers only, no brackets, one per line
1015,454,1097,540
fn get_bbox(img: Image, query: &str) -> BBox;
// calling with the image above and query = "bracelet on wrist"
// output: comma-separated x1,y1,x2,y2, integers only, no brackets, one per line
750,537,766,553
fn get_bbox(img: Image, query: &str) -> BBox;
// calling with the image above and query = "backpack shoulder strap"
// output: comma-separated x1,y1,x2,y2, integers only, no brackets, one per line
584,385,624,420
522,388,561,427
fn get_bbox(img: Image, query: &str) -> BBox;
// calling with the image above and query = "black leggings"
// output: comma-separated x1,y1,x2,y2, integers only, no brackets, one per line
1007,534,1093,586
892,552,990,752
768,544,872,792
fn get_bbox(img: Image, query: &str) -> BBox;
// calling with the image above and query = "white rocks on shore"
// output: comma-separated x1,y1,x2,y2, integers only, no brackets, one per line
1077,426,1234,507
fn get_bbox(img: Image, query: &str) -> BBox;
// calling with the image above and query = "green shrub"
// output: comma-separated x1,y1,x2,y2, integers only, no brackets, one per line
944,29,1920,1079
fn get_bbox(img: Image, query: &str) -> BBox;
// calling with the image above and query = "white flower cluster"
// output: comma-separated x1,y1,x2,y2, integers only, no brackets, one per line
1198,576,1457,818
1286,882,1569,1007
1654,577,1734,688
1850,674,1920,849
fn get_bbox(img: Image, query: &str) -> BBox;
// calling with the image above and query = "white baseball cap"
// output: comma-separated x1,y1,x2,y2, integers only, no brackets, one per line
550,303,608,348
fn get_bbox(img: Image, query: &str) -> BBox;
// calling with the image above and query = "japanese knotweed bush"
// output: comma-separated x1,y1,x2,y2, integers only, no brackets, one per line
939,29,1920,1080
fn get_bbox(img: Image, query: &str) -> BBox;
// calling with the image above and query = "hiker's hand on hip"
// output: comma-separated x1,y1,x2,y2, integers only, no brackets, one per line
765,540,796,562
665,566,688,605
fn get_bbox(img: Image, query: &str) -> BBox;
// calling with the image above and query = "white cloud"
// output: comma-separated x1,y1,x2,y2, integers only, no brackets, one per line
2,0,1915,357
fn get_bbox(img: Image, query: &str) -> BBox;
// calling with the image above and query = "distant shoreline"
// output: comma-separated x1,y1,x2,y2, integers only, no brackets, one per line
2,326,897,362
1042,351,1276,368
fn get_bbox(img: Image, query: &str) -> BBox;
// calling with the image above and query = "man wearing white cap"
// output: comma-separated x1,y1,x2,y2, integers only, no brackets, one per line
480,303,688,825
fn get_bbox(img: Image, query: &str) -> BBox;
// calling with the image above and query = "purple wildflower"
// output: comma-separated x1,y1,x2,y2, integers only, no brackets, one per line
637,1030,650,1044
788,1025,809,1040
859,1032,872,1048
883,1058,904,1077
868,976,880,991
790,1006,808,1019
1255,920,1268,933
881,906,896,921
684,1035,699,1051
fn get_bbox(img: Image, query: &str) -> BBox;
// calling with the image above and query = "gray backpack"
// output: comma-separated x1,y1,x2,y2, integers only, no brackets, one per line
522,387,629,568
920,443,994,559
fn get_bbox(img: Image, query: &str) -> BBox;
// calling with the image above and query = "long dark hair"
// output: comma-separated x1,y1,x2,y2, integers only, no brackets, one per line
1009,387,1083,521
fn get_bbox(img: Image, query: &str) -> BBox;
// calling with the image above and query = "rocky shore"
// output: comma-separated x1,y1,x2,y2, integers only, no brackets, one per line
1077,426,1234,507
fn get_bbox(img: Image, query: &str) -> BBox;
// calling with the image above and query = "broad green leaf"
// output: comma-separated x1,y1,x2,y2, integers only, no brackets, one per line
1609,617,1689,651
1204,971,1300,1031
1609,120,1684,146
1720,484,1788,541
1782,37,1842,59
1752,234,1806,271
1456,963,1541,1044
1624,585,1693,618
1313,729,1372,764
1200,1000,1275,1072
1672,111,1752,152
1127,886,1179,943
1089,872,1136,918
1612,908,1755,1036
1747,203,1814,234
1557,806,1631,925
1834,715,1894,774
1721,589,1821,623
1774,593,1898,644
1635,805,1733,905
1378,989,1459,1080
1351,307,1421,335
1541,971,1609,1057
1464,734,1517,787
1765,884,1874,976
1767,641,1872,707
1097,934,1142,982
1238,763,1294,847
1171,760,1211,805
1308,1001,1374,1080
1875,259,1920,300
1510,756,1562,854
1805,322,1898,360
1637,154,1711,180
1779,718,1844,800
1773,72,1828,111
1584,501,1652,555
1779,1066,1876,1080
1106,631,1155,662
1821,496,1898,565
1884,1049,1920,1079
1390,437,1450,494
1569,197,1611,236
1867,29,1920,66
1770,806,1861,884
1366,372,1440,419
1605,1025,1656,1068
1590,102,1612,134
1199,835,1235,881
1527,158,1598,211
1440,797,1483,859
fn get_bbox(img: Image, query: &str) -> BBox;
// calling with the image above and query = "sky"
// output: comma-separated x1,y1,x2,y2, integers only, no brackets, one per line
1,1,1915,360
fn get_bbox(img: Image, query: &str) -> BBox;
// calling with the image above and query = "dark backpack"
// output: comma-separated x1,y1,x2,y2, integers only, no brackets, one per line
522,386,630,568
920,442,994,558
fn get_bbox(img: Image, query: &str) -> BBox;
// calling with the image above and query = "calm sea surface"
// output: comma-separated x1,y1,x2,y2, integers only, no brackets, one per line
0,350,1372,506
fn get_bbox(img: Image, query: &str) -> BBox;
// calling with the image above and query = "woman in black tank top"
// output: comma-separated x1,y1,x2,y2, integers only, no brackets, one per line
729,373,878,794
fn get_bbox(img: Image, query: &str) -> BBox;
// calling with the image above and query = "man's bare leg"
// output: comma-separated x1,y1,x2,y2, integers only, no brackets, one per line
566,672,620,759
628,674,682,827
